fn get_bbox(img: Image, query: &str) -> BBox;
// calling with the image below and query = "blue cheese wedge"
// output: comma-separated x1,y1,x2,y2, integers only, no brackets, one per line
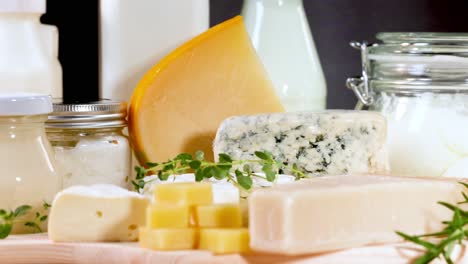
213,111,389,176
48,184,149,242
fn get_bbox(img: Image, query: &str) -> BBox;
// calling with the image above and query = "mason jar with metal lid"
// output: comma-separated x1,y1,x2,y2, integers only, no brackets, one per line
46,100,131,189
347,32,468,178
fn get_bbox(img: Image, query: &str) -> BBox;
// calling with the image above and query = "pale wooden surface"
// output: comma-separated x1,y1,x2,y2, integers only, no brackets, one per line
0,233,466,264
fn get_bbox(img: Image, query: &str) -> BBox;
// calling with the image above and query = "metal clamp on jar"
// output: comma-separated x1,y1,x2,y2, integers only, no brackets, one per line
346,32,468,178
46,100,131,189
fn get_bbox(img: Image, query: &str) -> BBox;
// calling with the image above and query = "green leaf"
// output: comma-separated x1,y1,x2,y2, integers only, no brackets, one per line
202,166,215,179
459,192,468,204
0,224,12,239
265,170,276,182
175,153,192,161
0,210,6,217
235,169,253,190
218,153,233,163
158,171,170,181
438,202,468,218
217,164,231,175
162,163,174,171
134,166,146,180
195,169,204,182
39,215,47,222
42,202,51,210
189,160,201,170
243,164,251,174
35,212,40,218
145,162,159,167
412,252,439,264
14,205,31,218
213,166,229,180
24,222,42,233
458,181,468,189
131,180,141,191
254,151,270,160
195,151,205,161
396,231,436,249
261,164,276,182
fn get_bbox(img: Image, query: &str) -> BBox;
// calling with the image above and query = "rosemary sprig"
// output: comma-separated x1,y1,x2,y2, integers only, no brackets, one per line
396,182,468,264
0,201,51,239
132,150,306,192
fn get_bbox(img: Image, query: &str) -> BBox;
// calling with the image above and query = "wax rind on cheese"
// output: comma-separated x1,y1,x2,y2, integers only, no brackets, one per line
199,228,250,254
195,204,242,228
139,227,197,250
128,16,284,164
146,204,190,228
248,175,465,255
154,182,213,206
48,184,148,242
214,111,389,177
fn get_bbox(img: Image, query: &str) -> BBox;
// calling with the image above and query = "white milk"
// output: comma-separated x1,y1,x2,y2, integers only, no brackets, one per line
242,0,327,111
0,0,62,98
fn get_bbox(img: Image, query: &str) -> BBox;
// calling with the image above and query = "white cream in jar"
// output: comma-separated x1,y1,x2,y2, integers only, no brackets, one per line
46,100,131,189
378,93,468,177
0,93,60,233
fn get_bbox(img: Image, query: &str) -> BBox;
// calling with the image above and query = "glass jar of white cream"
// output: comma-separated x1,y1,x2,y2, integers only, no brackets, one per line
347,33,468,178
46,100,131,188
0,93,60,233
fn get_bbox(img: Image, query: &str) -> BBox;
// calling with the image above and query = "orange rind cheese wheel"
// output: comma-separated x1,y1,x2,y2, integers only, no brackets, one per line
128,16,284,164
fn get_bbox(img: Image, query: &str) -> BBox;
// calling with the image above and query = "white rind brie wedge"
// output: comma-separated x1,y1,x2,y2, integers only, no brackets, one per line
48,184,148,242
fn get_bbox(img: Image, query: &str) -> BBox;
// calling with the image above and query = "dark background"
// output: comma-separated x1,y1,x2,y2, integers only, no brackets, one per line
42,0,468,108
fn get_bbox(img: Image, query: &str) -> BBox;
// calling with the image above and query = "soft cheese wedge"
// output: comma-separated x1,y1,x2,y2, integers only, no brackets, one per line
48,184,148,242
128,16,284,163
249,175,466,255
214,111,389,176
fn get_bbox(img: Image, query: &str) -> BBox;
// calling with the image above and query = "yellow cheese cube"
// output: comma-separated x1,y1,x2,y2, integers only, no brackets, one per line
154,182,213,206
195,204,242,228
146,204,190,228
139,227,197,250
199,228,250,254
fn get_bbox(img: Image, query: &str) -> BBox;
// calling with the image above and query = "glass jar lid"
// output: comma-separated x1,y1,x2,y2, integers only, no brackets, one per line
46,99,127,129
0,93,52,116
373,32,468,53
346,32,468,106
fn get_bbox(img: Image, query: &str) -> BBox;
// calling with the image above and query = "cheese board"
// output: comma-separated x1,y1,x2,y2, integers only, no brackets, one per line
1,234,466,264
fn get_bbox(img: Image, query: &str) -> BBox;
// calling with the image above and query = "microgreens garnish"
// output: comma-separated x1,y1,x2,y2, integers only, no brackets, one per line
0,201,51,239
396,182,468,264
132,150,306,192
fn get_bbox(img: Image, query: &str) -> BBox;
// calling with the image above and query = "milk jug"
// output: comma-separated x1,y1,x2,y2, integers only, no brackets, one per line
0,0,62,97
242,0,327,111
99,0,209,101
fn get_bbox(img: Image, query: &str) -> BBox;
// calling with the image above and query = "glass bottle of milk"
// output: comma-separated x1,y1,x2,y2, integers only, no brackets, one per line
0,0,62,98
241,0,327,111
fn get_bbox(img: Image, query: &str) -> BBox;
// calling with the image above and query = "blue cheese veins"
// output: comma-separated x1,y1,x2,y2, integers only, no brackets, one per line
213,111,389,176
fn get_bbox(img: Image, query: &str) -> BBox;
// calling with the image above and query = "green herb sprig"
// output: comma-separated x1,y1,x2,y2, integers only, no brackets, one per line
0,201,51,239
132,150,306,193
396,182,468,264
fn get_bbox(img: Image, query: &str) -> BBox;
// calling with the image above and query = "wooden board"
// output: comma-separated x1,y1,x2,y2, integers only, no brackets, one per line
0,234,466,264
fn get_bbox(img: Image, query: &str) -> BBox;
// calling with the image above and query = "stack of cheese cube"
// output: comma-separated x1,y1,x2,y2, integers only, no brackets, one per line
139,182,250,254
